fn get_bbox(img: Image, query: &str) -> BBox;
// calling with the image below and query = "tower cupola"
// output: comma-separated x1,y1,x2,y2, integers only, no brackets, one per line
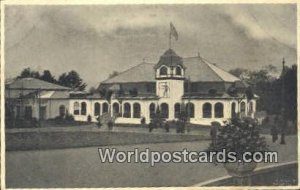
154,49,185,79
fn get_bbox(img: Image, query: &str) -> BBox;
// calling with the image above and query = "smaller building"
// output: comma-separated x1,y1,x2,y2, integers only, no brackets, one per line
5,78,71,120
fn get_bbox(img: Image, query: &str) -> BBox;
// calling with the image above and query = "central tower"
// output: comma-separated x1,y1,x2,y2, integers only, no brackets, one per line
154,49,185,100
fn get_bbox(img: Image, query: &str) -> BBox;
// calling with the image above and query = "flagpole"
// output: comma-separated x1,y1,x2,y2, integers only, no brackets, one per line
169,30,171,49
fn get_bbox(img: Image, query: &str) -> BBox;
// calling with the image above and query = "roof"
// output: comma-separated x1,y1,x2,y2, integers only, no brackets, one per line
21,90,70,99
101,55,240,84
101,63,156,84
6,78,70,90
154,48,184,69
184,56,240,82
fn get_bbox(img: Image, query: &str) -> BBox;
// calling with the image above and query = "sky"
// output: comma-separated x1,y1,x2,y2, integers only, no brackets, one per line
5,4,297,88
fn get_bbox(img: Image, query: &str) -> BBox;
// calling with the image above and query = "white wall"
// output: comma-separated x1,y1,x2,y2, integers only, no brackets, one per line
67,97,256,126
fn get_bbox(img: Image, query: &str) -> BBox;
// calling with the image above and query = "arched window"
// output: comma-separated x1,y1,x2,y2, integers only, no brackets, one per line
81,102,87,115
94,102,100,116
160,66,168,75
113,102,120,116
174,103,181,118
176,66,182,75
161,103,169,119
240,102,246,116
103,102,109,113
123,103,131,118
149,103,156,118
249,101,253,113
133,103,141,118
203,103,212,118
59,105,66,117
74,102,80,115
215,103,224,118
231,102,236,118
186,103,195,118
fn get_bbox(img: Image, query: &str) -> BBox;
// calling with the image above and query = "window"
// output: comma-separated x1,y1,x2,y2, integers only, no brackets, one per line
59,105,66,117
161,103,169,119
191,83,198,92
186,103,195,118
176,66,182,75
249,102,253,113
123,103,131,118
203,103,212,118
215,103,224,118
81,102,87,115
129,88,138,97
231,102,236,118
146,83,155,93
149,103,156,118
208,89,217,96
113,103,120,116
103,102,109,113
133,103,141,118
174,103,181,118
240,102,246,114
94,102,100,116
160,66,168,75
24,106,32,119
74,102,80,115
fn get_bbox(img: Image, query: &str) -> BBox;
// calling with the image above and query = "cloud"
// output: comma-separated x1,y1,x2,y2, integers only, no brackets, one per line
4,4,297,88
219,5,296,49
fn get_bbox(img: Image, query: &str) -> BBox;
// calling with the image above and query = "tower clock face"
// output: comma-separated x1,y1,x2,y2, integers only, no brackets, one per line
159,82,170,98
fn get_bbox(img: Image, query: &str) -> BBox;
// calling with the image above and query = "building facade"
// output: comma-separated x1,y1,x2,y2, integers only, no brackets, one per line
70,49,257,126
5,78,71,121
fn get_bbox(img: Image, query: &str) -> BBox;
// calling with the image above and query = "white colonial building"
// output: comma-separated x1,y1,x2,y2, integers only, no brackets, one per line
69,49,257,126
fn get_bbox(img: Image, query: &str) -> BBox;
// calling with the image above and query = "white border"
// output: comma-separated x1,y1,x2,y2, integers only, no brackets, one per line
1,0,299,190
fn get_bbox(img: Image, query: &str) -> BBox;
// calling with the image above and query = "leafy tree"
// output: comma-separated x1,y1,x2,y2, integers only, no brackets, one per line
229,64,297,124
229,68,249,79
58,70,87,91
281,65,297,121
17,68,40,79
40,70,57,83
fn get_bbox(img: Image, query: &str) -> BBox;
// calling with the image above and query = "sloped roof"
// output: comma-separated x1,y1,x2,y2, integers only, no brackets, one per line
154,48,184,69
6,78,70,90
101,56,240,84
101,63,156,84
184,56,240,82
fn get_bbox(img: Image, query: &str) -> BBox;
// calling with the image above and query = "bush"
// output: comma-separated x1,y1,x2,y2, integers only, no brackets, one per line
207,117,267,162
65,114,74,121
141,117,146,125
87,115,92,122
108,120,114,130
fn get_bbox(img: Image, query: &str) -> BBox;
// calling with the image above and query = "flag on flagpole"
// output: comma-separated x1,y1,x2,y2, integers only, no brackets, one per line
170,22,178,40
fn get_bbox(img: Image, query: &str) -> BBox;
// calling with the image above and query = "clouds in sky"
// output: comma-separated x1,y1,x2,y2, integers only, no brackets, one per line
5,4,296,87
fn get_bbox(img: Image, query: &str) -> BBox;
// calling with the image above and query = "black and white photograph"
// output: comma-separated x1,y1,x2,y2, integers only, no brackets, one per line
2,1,298,188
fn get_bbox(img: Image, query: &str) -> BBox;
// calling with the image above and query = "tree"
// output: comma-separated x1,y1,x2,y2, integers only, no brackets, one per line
229,68,249,79
58,70,87,91
281,65,297,121
17,68,40,79
40,70,57,84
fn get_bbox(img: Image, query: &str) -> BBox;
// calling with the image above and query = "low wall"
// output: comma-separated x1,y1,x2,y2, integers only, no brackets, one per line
6,131,209,151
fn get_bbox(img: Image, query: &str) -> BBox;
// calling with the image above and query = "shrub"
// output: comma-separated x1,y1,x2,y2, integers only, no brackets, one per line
207,117,267,162
87,115,92,122
65,114,75,121
108,120,114,130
